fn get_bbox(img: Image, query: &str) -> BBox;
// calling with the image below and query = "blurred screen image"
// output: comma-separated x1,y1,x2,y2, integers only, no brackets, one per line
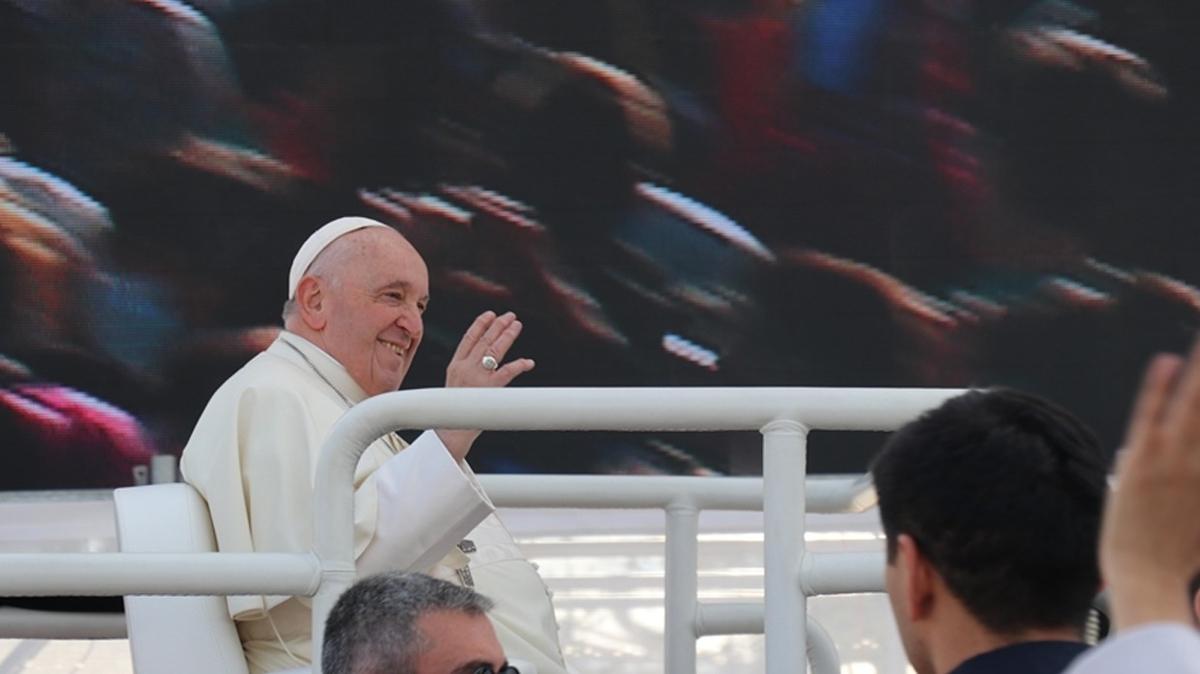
0,0,1197,488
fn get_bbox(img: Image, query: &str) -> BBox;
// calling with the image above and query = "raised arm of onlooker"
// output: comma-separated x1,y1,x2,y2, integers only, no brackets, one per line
1099,348,1198,630
1066,342,1200,673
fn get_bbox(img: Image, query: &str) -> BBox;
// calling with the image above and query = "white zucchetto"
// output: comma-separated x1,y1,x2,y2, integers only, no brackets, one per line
287,216,388,298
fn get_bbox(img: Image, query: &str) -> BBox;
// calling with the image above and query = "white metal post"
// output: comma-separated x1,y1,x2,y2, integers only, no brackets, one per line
311,408,388,672
664,502,699,674
805,615,841,674
0,552,319,596
691,603,842,674
802,551,886,595
761,419,809,674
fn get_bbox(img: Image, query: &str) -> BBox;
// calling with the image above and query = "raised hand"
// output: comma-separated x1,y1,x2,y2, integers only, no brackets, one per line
437,311,535,461
1101,341,1200,630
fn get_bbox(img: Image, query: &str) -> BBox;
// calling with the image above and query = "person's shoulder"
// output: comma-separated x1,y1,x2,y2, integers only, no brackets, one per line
1067,625,1200,674
219,347,312,392
190,347,327,422
180,349,328,469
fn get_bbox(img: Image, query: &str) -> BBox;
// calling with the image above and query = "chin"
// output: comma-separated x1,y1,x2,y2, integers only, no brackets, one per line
385,373,408,393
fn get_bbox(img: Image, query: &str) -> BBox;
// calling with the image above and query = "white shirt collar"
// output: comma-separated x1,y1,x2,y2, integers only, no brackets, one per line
271,331,370,405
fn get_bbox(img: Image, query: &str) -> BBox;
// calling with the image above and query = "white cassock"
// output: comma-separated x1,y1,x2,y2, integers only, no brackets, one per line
180,331,567,674
1065,624,1200,674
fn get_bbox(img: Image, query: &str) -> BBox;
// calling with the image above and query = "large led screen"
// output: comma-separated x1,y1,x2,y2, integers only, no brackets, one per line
0,0,1196,488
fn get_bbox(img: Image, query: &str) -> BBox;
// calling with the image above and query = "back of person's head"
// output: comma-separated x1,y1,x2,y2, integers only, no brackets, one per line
870,388,1107,636
322,571,495,674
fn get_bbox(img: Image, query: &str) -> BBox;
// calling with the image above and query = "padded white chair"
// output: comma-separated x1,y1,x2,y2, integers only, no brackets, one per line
114,484,528,674
114,483,253,674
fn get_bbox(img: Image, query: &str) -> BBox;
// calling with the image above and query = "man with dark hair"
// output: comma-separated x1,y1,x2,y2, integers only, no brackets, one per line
871,387,1108,674
322,572,517,674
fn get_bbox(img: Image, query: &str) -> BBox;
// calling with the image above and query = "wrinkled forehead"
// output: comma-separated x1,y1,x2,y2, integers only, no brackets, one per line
338,228,430,292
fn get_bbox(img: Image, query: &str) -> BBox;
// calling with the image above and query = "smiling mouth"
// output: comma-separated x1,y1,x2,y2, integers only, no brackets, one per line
379,339,408,359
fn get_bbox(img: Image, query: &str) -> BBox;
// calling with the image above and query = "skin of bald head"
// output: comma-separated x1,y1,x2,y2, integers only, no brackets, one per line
285,227,430,397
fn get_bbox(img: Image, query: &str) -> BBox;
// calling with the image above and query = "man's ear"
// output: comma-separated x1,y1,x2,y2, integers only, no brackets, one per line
295,276,327,331
896,533,936,622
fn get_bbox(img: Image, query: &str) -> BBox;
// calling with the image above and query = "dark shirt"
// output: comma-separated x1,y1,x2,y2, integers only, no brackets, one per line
947,641,1089,674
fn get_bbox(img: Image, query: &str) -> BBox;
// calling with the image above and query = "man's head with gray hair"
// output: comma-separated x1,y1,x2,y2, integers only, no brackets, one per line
323,572,510,674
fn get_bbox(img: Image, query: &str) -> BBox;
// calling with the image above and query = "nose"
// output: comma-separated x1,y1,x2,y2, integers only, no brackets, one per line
395,305,423,340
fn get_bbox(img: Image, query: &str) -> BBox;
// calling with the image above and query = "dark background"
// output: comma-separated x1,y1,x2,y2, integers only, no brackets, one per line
0,0,1197,487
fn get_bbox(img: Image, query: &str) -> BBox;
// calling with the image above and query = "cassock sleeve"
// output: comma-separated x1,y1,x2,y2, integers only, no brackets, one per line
1065,624,1200,674
357,430,494,576
185,384,403,619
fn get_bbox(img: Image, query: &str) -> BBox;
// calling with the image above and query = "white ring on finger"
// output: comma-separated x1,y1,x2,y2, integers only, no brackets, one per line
481,355,499,371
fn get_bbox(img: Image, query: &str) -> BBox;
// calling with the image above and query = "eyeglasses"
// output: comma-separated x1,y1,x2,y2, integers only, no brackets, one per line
471,666,518,674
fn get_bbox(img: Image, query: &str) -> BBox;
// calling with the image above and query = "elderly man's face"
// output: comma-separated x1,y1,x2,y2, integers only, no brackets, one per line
412,609,508,674
319,229,429,397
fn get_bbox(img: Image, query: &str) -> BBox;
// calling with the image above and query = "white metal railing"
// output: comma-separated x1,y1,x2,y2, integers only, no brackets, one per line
0,606,127,640
0,475,861,671
478,472,876,674
0,386,961,674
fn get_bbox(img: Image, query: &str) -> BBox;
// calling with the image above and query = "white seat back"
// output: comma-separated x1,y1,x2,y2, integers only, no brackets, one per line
114,483,251,674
